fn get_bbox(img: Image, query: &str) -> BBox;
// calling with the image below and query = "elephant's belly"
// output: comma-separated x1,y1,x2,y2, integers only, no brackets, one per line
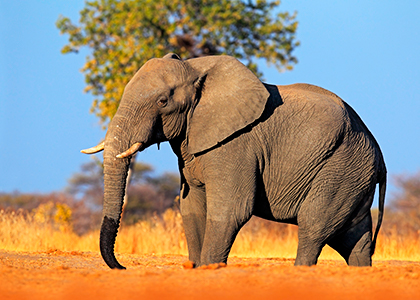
253,189,302,225
253,210,298,225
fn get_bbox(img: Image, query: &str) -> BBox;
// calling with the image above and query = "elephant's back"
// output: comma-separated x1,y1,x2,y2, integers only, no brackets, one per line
277,83,345,109
275,82,386,185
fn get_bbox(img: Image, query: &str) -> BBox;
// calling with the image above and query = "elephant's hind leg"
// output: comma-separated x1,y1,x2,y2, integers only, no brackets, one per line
294,231,325,266
294,169,370,265
294,185,345,266
328,213,373,266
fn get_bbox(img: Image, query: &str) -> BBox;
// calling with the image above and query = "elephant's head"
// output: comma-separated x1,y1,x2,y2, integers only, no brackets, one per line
82,54,270,269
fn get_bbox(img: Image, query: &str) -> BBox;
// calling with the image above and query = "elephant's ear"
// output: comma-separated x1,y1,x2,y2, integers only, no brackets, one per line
185,56,270,154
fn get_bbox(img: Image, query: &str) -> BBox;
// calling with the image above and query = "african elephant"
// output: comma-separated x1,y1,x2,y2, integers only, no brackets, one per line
82,54,386,269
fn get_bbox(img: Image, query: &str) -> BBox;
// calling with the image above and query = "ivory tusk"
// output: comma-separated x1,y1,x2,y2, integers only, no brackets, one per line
116,142,142,158
81,141,105,154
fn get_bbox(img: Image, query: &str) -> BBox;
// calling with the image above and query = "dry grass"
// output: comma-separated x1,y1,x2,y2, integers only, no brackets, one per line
0,209,98,252
0,208,419,262
233,218,420,261
115,208,187,255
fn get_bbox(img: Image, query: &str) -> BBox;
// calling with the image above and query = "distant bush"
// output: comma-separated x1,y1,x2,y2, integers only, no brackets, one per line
0,192,100,235
382,171,420,236
0,160,180,234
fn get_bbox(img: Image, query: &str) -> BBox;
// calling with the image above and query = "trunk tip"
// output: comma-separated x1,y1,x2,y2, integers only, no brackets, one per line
100,216,126,270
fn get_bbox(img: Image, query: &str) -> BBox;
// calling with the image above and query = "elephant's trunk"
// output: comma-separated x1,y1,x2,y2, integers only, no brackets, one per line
100,119,132,269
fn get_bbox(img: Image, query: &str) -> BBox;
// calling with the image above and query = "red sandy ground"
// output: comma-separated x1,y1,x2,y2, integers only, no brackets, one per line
0,250,419,300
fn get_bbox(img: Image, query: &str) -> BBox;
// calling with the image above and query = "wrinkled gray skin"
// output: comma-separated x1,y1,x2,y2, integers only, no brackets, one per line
89,54,386,269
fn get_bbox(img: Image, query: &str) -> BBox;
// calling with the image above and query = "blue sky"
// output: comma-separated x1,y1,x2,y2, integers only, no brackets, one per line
1,1,419,196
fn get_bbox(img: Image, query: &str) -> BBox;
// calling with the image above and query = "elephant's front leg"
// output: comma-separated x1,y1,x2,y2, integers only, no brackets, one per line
199,176,256,266
180,184,206,266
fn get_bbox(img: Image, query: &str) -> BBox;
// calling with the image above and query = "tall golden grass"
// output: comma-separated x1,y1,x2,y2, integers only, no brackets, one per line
0,206,419,262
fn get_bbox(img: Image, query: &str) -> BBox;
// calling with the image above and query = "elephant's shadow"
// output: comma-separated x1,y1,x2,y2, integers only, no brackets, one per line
199,83,283,154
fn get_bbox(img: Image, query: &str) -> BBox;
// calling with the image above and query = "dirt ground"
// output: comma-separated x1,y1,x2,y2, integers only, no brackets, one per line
0,250,419,300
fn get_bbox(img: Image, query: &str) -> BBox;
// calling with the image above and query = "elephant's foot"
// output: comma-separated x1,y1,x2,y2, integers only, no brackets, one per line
198,262,227,270
348,250,372,267
294,235,323,266
182,261,227,270
328,214,373,267
347,231,373,267
182,260,196,269
294,252,320,266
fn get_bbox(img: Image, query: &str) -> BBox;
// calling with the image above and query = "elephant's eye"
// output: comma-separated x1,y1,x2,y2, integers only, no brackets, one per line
156,97,168,108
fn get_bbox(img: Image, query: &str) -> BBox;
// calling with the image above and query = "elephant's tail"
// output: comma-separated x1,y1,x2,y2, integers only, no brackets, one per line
371,171,387,256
